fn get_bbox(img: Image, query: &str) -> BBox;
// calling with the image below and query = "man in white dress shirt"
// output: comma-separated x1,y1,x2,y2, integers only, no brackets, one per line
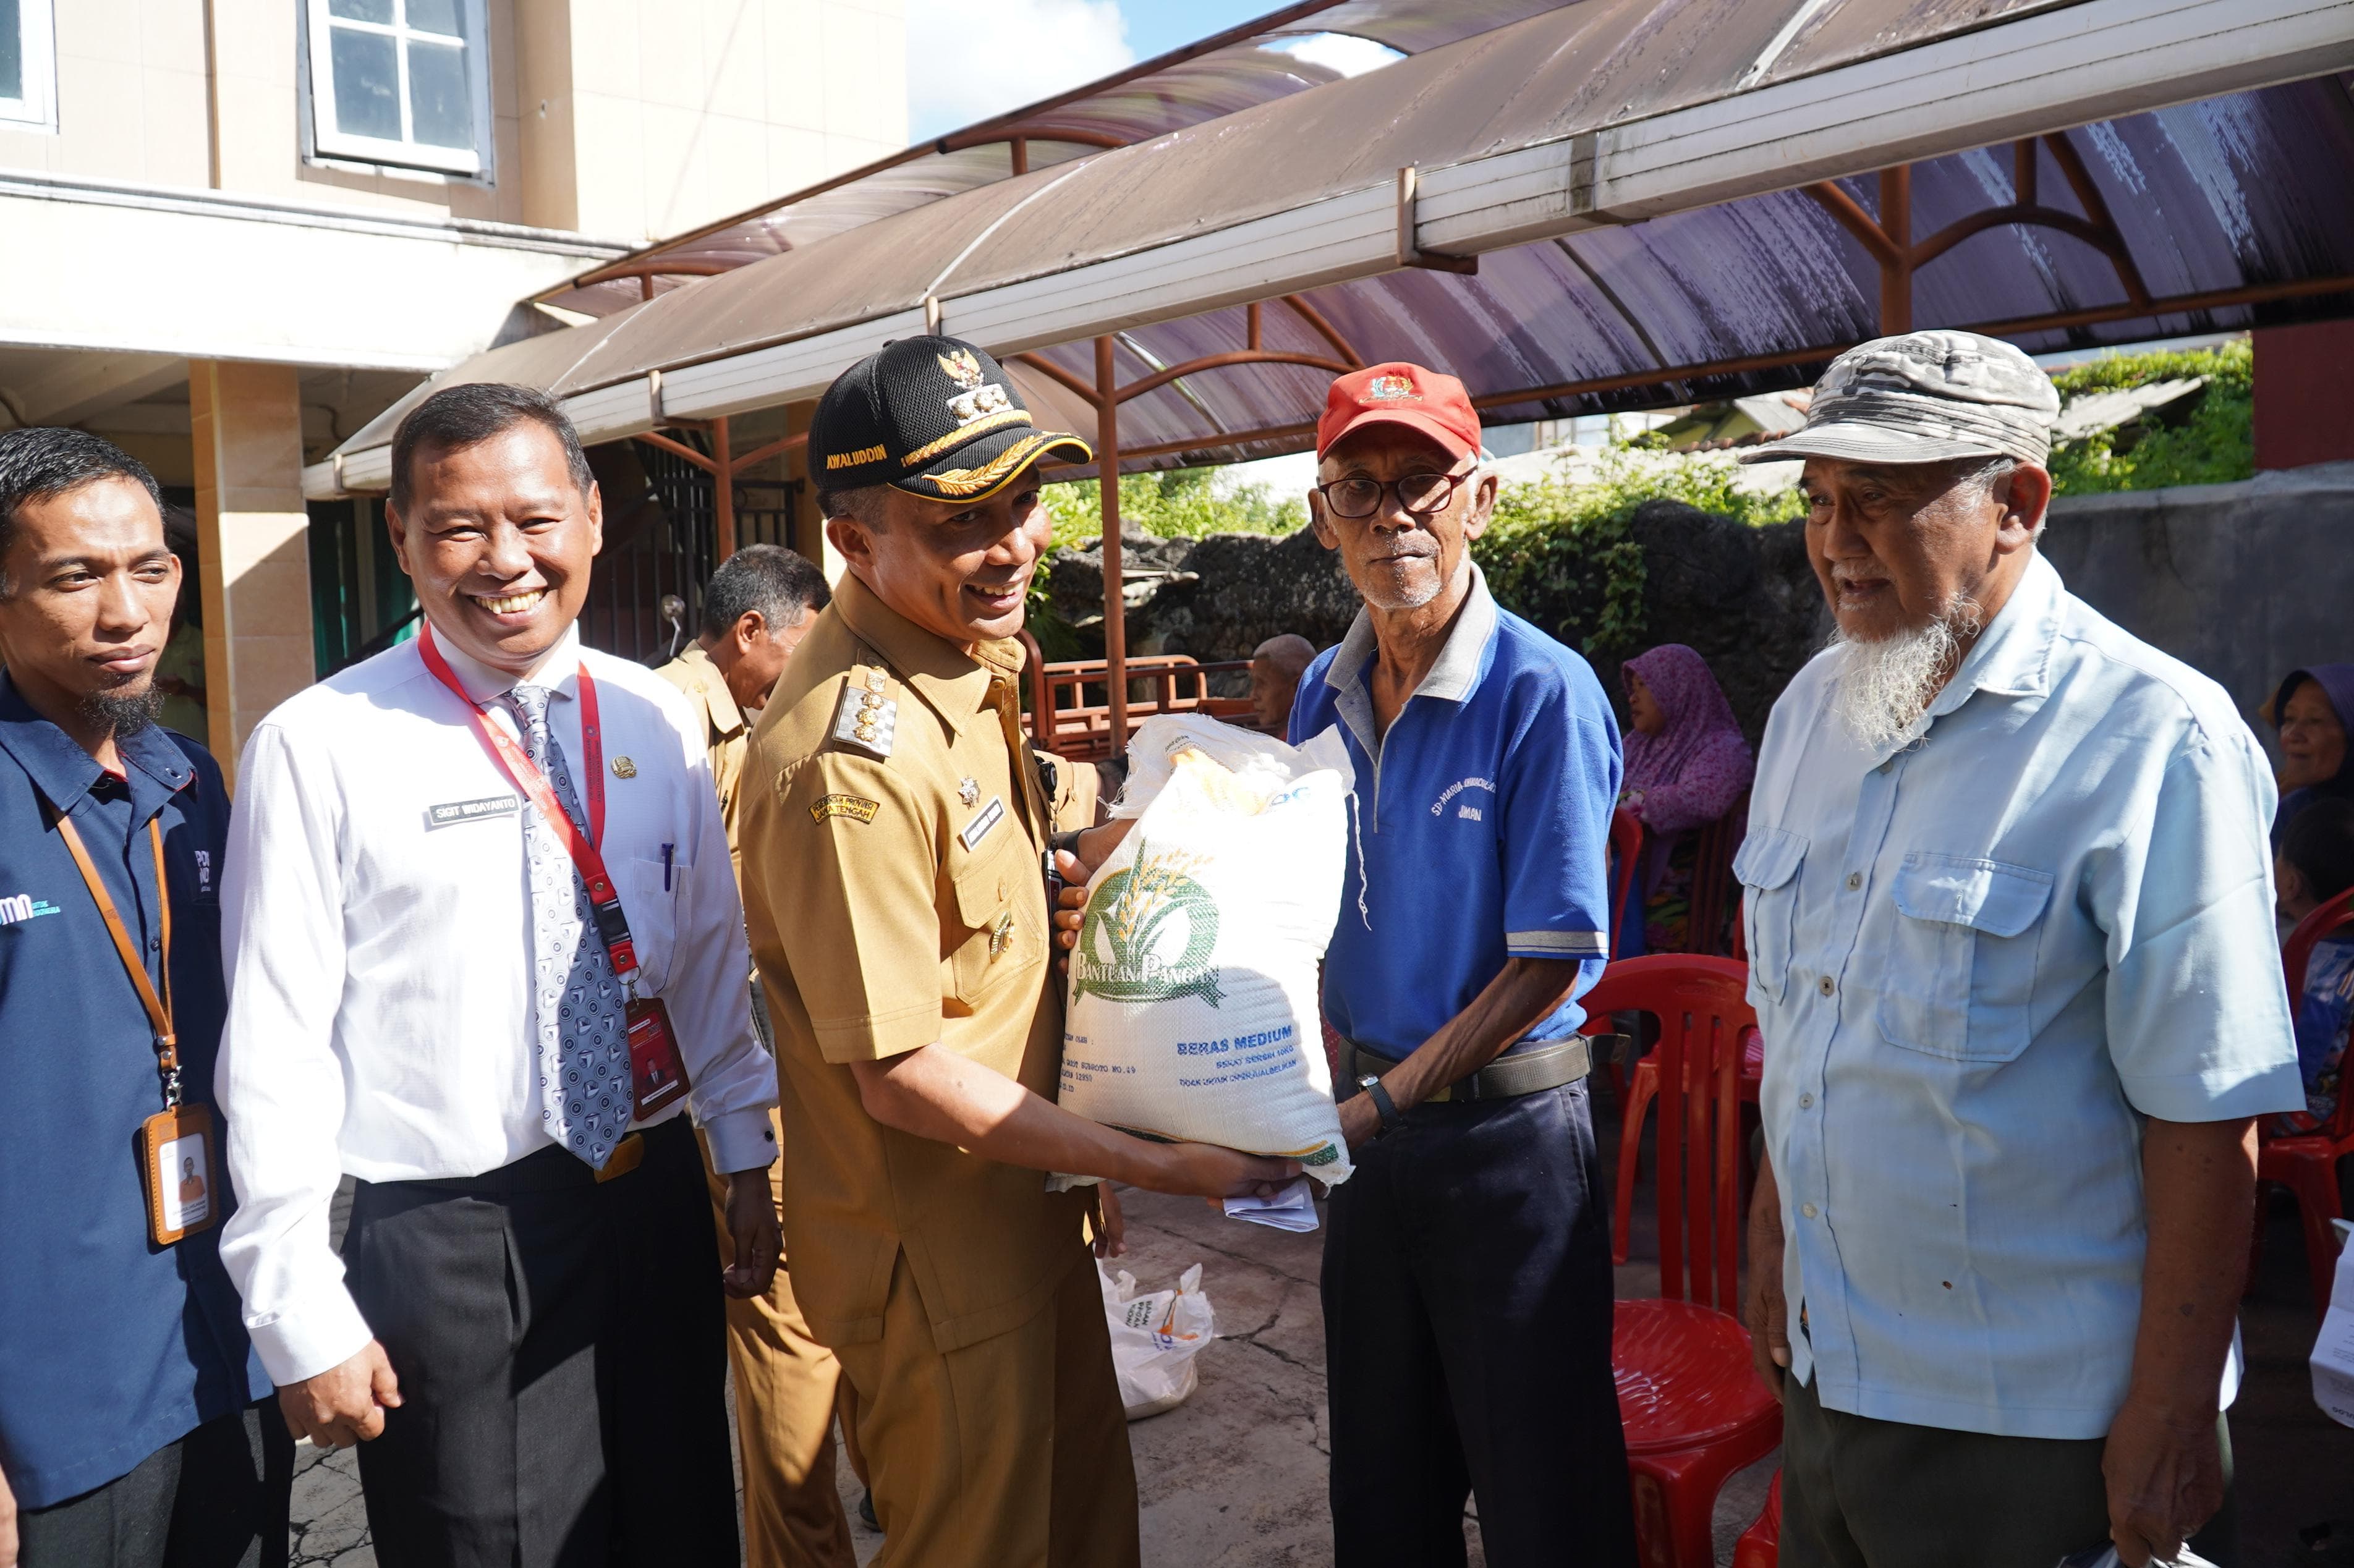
216,384,783,1567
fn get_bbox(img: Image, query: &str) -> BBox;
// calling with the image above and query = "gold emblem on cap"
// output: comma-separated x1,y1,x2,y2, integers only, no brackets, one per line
938,347,987,392
610,756,637,779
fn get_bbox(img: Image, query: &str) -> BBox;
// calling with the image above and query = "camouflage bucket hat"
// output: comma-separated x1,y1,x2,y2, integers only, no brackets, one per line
1739,330,2061,467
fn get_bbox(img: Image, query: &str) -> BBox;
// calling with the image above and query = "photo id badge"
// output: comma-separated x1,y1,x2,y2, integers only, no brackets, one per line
140,1103,217,1247
627,996,692,1119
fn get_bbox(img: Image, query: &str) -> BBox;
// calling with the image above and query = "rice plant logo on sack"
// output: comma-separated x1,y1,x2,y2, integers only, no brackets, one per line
1071,838,1224,1006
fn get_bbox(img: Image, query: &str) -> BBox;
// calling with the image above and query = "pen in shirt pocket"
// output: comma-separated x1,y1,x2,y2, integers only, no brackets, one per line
661,843,673,891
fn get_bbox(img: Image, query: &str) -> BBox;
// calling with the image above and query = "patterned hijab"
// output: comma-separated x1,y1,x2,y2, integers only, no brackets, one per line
1622,645,1751,799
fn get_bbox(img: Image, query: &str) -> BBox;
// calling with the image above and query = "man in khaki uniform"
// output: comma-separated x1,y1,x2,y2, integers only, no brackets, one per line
658,543,851,1568
659,543,828,868
737,336,1296,1568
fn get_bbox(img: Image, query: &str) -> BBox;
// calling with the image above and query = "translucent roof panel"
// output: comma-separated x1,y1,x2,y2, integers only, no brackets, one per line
538,0,1573,319
1021,74,2354,473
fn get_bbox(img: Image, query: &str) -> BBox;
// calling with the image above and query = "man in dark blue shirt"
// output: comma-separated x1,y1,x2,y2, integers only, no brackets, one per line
1288,365,1635,1566
0,429,286,1567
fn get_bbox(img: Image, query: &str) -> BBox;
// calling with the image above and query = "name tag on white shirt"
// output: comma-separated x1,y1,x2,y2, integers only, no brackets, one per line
424,794,522,831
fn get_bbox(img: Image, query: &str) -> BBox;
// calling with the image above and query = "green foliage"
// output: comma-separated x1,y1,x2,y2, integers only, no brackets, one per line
2046,339,2253,494
1040,465,1307,545
1473,448,1803,655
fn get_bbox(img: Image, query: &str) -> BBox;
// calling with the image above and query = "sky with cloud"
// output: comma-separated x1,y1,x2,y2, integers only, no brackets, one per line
905,0,1314,143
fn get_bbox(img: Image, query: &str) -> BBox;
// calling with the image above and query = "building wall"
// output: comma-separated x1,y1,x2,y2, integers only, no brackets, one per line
0,0,907,242
545,0,907,240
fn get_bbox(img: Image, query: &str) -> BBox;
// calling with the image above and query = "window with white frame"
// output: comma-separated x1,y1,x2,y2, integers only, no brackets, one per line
304,0,491,176
0,0,58,133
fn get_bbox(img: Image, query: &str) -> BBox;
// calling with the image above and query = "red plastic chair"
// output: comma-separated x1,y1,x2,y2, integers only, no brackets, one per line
2259,884,2354,1315
1614,995,1762,1269
1589,957,1782,1568
1684,792,1750,959
1610,806,1645,960
1601,807,1647,1103
1732,1471,1781,1567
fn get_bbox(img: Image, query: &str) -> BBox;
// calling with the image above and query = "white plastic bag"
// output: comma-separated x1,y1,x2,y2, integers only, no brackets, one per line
2313,1219,2354,1426
1061,716,1356,1183
1100,1261,1216,1420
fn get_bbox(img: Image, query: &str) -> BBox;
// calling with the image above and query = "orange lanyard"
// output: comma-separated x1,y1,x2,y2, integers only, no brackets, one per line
415,622,642,981
54,807,181,1109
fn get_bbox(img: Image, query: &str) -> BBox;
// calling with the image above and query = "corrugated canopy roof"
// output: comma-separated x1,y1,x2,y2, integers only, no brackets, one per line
321,0,2354,494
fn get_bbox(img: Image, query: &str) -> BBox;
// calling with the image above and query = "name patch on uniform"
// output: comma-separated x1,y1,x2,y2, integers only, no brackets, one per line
811,794,882,825
425,794,522,831
958,795,1006,852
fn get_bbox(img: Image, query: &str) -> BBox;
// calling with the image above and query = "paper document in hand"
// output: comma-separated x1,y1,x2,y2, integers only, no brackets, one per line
1223,1175,1319,1232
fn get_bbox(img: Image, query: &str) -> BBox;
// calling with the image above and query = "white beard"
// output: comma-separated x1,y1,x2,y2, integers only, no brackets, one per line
1825,597,1982,752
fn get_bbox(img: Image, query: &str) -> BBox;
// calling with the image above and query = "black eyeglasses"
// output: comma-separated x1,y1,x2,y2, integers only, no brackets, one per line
1315,466,1474,520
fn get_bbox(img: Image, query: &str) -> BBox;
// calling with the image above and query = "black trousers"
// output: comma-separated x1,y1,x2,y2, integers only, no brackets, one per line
16,1402,292,1568
343,1116,738,1568
1779,1370,2237,1568
1324,1080,1638,1567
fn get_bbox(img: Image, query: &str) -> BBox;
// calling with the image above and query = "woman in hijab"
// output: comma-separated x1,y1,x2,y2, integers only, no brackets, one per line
1618,644,1754,953
2269,664,2354,847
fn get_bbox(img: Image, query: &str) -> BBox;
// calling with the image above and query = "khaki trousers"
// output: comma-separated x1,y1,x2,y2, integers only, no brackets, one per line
702,1120,858,1568
833,1247,1142,1568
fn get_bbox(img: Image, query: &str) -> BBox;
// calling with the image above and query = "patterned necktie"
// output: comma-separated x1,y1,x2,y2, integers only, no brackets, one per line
504,684,632,1167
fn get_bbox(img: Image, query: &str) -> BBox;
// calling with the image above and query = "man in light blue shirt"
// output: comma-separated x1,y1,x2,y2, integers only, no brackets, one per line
1735,332,2302,1567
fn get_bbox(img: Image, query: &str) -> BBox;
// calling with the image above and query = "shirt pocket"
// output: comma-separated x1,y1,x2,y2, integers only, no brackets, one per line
619,855,687,996
1733,826,1807,1004
946,828,1042,1011
1877,853,2052,1063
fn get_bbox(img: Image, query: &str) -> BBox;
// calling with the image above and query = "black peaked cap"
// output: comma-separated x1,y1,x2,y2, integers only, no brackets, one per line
810,336,1092,504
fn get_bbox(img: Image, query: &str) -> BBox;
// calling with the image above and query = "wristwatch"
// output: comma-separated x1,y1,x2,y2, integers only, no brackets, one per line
1357,1074,1404,1138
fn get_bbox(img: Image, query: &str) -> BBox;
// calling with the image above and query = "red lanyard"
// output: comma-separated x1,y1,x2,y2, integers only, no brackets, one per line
417,622,640,981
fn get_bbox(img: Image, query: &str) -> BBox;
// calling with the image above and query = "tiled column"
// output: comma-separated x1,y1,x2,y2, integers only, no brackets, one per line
190,360,315,787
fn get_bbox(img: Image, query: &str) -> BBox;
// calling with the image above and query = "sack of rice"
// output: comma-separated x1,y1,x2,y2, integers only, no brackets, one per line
1060,714,1356,1185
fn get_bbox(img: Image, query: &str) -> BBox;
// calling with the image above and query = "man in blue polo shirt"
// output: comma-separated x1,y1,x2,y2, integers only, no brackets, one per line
0,428,284,1567
1289,364,1634,1566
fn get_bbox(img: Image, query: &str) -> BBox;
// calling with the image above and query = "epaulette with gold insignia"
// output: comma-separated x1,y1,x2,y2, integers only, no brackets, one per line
831,664,898,759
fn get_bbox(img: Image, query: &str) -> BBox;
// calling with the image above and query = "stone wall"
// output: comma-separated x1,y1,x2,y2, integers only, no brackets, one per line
1040,462,2354,747
2037,462,2354,739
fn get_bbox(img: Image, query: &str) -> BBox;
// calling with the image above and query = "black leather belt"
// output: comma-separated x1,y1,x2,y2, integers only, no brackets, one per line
1339,1035,1597,1105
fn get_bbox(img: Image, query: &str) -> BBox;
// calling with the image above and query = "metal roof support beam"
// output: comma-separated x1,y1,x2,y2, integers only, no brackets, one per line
1806,135,2155,339
1095,334,1128,745
638,417,737,562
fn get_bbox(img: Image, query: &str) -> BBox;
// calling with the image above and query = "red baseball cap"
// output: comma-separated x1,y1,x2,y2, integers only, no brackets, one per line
1316,362,1481,464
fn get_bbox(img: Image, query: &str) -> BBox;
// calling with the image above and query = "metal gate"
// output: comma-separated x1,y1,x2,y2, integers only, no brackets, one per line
579,438,802,665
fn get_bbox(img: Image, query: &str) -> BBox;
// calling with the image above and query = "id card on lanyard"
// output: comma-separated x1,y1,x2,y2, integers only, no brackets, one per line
53,805,215,1246
418,624,691,1121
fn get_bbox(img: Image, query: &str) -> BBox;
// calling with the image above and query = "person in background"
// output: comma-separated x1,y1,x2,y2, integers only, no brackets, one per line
1617,643,1753,954
1249,633,1315,736
1290,362,1637,1566
2267,664,2352,846
659,544,831,869
216,384,782,1567
2275,795,2354,1134
0,429,288,1568
656,544,856,1568
1735,331,2300,1566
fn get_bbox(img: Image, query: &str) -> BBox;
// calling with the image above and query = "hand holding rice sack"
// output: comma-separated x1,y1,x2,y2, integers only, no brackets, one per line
1056,716,1358,1185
